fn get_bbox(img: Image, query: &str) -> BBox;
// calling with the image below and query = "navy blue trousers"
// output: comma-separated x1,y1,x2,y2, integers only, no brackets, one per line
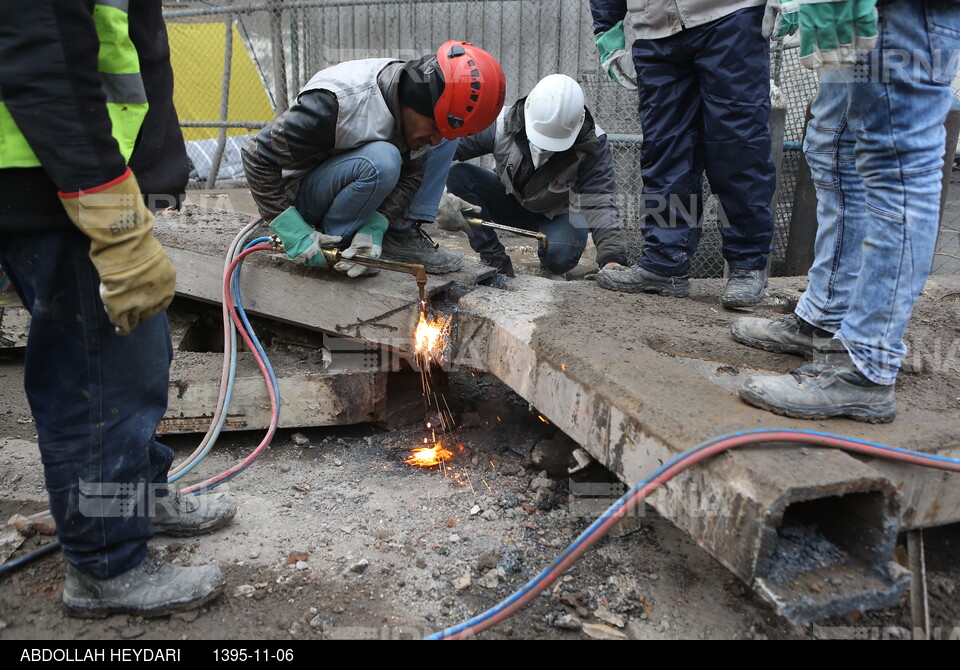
0,227,173,578
632,6,776,277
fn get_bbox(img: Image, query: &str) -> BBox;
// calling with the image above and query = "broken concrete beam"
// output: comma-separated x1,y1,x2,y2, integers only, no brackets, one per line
161,350,390,434
154,207,495,353
0,300,28,349
449,276,959,623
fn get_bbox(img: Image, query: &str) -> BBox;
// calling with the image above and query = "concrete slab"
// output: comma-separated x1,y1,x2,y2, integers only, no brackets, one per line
155,206,497,353
449,274,960,622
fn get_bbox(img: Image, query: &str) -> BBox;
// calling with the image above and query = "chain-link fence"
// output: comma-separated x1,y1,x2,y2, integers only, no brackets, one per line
163,0,960,277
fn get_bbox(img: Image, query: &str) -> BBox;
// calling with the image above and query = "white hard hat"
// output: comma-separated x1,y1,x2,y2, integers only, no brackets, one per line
524,74,586,152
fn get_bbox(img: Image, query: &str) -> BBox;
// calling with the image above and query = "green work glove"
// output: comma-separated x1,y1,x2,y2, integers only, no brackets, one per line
270,206,342,268
762,0,800,40
797,0,878,71
595,22,638,91
335,212,388,278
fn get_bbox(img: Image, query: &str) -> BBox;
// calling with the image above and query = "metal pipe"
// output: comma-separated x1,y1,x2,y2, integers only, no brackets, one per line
206,15,235,189
464,216,548,252
319,249,428,302
179,121,267,129
269,1,288,113
165,0,475,19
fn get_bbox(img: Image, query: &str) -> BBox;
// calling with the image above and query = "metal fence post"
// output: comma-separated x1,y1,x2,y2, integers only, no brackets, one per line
206,15,235,189
270,1,288,113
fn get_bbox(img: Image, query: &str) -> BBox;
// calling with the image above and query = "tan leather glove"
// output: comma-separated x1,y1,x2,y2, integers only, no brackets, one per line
59,168,176,336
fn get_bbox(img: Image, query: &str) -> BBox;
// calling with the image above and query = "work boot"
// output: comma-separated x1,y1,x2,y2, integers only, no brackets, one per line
63,555,224,618
731,313,835,359
595,264,689,297
721,269,768,309
479,251,515,278
153,488,237,537
738,340,896,423
380,223,464,274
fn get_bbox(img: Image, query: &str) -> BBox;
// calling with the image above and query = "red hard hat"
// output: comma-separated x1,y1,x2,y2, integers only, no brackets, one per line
433,41,506,140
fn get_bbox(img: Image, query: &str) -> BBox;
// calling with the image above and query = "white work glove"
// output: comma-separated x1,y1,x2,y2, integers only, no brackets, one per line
436,188,481,237
601,50,638,91
334,213,387,278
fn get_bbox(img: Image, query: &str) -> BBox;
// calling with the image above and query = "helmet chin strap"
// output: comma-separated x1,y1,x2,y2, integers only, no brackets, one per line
529,142,553,169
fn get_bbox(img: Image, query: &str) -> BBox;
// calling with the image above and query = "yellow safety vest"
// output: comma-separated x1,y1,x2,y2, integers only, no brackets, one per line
0,0,148,168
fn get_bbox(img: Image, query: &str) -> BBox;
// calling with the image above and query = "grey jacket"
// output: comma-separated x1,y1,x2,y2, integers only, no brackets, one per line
242,58,426,224
591,0,765,40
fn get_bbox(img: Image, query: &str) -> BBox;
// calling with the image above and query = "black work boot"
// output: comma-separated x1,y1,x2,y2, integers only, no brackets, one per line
595,265,689,296
380,223,464,274
479,251,515,278
731,313,835,359
721,269,768,308
738,339,896,423
63,556,224,618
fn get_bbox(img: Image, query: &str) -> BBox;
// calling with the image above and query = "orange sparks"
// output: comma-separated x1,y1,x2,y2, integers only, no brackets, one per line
414,311,451,365
405,443,455,467
538,414,550,425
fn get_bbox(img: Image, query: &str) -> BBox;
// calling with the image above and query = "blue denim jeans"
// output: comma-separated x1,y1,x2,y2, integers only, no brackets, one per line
403,138,460,222
795,0,960,385
0,227,174,578
446,162,590,274
293,141,402,240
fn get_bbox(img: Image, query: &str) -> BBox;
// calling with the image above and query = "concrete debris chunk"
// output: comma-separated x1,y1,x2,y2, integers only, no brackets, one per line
582,622,628,640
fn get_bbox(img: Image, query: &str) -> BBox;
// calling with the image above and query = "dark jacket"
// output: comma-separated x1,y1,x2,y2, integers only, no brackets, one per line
456,100,628,267
0,0,189,231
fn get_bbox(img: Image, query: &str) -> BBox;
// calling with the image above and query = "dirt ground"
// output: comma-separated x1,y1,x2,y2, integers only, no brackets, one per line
1,269,959,640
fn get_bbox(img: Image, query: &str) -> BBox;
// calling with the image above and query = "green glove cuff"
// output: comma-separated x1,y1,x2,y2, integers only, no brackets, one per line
270,206,329,268
355,212,388,248
595,21,626,65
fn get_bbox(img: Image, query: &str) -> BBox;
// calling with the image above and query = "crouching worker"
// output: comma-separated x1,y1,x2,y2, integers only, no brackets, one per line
242,42,506,276
426,74,629,279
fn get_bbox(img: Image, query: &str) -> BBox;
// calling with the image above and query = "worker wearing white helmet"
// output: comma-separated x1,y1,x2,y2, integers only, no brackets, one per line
425,74,628,278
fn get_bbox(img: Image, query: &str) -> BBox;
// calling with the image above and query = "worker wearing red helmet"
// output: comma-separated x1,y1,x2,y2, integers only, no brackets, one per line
243,41,505,276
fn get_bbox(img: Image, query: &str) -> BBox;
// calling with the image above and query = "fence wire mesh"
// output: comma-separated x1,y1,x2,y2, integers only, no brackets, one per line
163,0,960,277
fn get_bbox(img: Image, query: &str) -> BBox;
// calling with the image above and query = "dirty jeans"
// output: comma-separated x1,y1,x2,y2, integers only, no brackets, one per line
293,141,402,240
0,227,174,578
794,0,960,385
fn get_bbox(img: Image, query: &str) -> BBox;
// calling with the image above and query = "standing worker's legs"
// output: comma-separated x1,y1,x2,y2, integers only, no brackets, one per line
632,34,705,279
0,228,171,578
293,141,402,241
832,0,960,385
737,0,960,421
0,228,224,614
696,6,777,306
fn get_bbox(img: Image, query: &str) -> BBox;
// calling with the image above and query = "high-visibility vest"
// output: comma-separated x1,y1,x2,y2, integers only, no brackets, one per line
0,0,149,168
